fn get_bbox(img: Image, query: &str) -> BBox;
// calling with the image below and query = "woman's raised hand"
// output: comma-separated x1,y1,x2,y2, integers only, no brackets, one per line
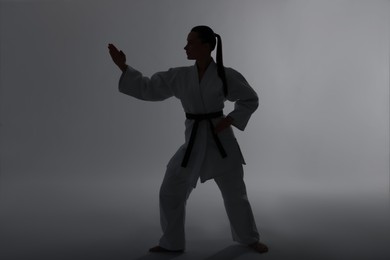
108,43,127,72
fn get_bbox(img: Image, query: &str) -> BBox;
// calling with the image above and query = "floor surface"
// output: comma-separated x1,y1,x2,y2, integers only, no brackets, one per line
1,177,389,260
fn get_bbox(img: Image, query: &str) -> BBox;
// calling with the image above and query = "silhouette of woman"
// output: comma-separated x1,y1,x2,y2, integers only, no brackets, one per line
108,25,268,254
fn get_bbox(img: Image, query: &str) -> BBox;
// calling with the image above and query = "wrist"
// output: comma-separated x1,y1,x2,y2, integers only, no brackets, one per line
120,64,128,72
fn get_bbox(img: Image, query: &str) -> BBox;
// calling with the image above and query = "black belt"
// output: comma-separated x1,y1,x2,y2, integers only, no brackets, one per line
181,111,227,167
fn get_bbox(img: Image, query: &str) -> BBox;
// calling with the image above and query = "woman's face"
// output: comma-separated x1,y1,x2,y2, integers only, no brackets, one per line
184,31,211,60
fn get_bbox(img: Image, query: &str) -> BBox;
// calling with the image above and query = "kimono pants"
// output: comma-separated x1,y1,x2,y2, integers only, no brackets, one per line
158,165,260,250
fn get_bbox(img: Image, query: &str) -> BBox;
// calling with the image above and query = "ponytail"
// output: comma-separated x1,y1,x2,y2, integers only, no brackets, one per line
214,33,228,97
190,26,228,97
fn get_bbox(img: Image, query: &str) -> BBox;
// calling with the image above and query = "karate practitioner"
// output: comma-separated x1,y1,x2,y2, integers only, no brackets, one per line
108,25,268,254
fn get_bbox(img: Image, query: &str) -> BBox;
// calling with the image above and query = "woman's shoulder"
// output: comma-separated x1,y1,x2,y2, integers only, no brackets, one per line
168,65,193,73
160,65,193,78
224,66,247,81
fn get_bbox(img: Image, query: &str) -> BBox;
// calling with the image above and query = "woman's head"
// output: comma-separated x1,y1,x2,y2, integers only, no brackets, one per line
184,25,216,60
191,25,217,51
185,25,228,96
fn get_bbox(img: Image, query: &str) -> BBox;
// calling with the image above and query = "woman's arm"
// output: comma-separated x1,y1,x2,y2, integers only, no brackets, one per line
225,68,259,131
108,43,176,101
119,66,176,101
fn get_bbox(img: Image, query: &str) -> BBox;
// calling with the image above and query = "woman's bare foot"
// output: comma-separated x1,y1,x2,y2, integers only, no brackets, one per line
248,241,269,253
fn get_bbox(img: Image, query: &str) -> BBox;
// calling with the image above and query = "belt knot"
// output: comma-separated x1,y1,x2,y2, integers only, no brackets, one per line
181,110,227,167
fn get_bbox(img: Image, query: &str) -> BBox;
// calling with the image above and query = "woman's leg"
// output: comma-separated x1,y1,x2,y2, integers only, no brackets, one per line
214,167,260,245
158,166,195,251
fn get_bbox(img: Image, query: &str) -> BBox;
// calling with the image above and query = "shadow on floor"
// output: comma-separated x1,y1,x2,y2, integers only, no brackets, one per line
204,245,252,260
133,245,255,260
134,252,184,260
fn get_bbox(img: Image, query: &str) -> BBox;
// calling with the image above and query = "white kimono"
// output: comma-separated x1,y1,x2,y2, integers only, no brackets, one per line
119,59,258,188
119,59,261,250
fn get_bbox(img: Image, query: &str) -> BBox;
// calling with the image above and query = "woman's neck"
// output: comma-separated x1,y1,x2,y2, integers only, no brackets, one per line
196,56,213,73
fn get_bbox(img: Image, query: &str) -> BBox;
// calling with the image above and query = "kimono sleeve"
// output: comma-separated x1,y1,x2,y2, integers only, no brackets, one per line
225,68,259,131
118,65,177,101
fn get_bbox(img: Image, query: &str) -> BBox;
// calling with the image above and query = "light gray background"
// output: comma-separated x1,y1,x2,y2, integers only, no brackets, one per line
0,0,389,259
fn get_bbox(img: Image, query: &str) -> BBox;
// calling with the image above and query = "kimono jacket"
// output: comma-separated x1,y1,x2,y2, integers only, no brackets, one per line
119,59,258,187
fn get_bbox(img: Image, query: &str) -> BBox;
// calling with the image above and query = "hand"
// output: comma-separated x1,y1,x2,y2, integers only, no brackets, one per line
214,116,234,134
108,43,127,71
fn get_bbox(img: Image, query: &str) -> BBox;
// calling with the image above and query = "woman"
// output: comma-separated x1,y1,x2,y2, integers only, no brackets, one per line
108,25,268,254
